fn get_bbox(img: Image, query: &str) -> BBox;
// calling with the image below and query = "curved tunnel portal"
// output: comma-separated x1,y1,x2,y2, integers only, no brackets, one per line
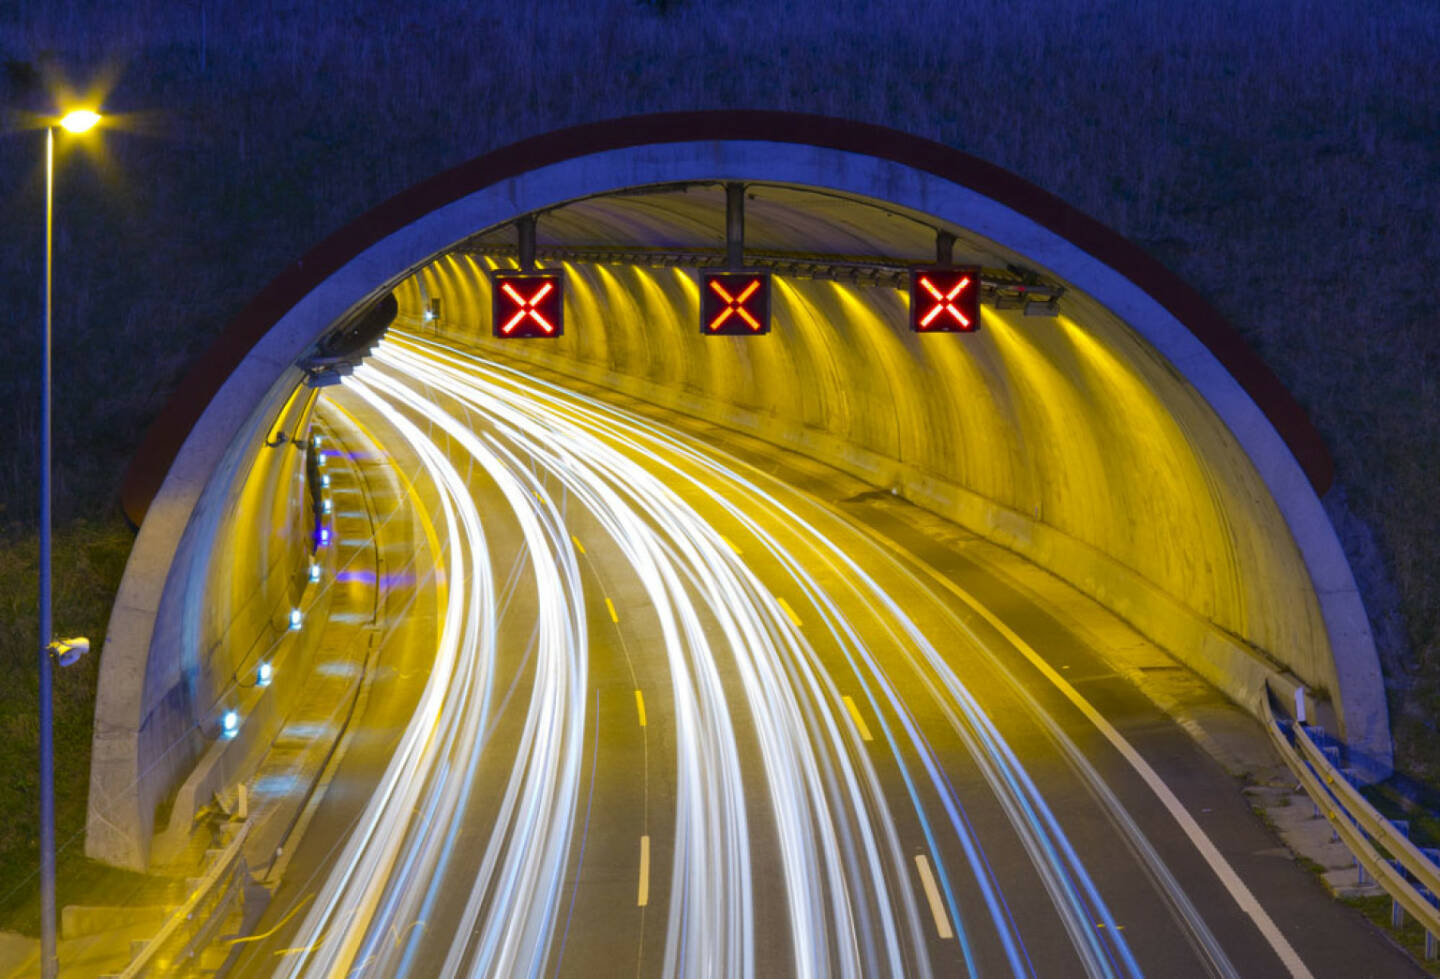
91,114,1387,874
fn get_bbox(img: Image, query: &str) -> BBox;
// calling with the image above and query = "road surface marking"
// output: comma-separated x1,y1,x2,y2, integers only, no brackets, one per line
638,835,651,906
605,597,619,623
914,854,953,939
888,544,1314,978
842,695,874,741
777,596,803,627
571,535,586,554
635,690,648,728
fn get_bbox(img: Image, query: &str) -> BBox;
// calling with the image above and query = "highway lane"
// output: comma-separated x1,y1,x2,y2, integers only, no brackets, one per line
229,330,1418,978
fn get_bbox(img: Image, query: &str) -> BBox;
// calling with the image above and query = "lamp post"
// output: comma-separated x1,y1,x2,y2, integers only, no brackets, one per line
39,107,101,979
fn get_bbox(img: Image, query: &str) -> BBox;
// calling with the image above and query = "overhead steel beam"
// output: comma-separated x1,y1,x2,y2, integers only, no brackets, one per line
458,243,1066,308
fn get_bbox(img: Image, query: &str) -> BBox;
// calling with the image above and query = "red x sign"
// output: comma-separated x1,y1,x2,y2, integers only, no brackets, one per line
910,267,981,333
700,271,771,335
491,271,564,338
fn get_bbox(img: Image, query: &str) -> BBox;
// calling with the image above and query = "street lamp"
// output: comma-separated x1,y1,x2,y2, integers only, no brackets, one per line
38,106,101,979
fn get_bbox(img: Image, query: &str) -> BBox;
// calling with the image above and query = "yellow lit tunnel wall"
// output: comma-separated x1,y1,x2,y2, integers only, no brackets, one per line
118,381,326,863
397,253,1332,711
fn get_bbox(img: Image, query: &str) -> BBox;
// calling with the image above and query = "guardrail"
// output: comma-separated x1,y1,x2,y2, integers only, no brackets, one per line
1262,685,1440,959
105,820,252,978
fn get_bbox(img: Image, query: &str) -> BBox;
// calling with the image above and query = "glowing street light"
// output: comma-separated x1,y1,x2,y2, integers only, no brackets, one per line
58,109,101,134
37,106,103,979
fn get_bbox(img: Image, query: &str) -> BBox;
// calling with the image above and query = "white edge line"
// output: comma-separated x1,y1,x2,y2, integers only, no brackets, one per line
896,544,1314,979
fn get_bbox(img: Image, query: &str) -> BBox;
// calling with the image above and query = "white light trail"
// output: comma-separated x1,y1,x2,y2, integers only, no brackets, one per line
268,327,1242,978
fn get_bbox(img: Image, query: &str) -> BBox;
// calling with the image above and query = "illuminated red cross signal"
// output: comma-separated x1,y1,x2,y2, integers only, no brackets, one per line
700,271,771,335
491,271,565,338
910,267,981,333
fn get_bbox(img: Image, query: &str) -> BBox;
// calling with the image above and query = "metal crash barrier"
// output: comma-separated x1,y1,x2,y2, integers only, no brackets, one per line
104,821,252,978
1263,686,1440,959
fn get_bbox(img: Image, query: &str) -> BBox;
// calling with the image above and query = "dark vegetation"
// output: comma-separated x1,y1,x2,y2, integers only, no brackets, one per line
1345,894,1440,975
0,0,1436,929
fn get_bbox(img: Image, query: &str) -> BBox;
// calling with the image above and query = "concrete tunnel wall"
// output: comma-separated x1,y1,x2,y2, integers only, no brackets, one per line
398,253,1338,733
91,114,1389,870
87,373,330,869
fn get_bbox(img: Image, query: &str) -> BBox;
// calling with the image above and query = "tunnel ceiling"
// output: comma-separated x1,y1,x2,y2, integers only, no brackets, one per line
462,183,996,262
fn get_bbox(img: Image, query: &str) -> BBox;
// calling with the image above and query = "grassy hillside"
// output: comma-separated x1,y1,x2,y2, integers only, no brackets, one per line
0,0,1436,917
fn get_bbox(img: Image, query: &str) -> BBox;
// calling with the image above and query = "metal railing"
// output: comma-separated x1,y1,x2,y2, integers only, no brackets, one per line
1263,686,1440,959
108,820,252,978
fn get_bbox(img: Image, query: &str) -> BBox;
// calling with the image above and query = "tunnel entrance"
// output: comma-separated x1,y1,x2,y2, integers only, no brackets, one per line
90,113,1386,871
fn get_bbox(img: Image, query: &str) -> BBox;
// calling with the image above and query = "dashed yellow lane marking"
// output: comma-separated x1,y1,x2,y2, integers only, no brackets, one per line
605,597,620,623
915,854,953,940
776,597,803,628
638,835,651,907
635,690,648,728
842,695,874,742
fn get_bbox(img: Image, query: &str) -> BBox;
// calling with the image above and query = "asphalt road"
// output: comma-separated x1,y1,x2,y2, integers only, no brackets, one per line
226,330,1418,978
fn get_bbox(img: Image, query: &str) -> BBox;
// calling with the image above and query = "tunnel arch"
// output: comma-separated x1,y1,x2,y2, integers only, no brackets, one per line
91,112,1387,869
